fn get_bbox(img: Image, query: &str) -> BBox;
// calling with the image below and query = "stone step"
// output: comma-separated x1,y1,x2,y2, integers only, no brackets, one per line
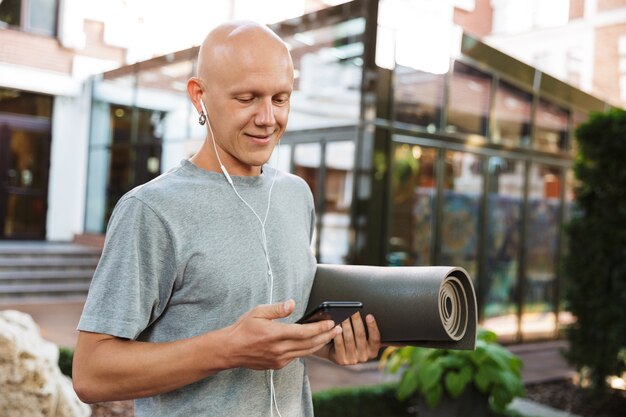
0,282,91,299
0,242,99,300
0,270,94,283
0,243,101,258
0,257,99,269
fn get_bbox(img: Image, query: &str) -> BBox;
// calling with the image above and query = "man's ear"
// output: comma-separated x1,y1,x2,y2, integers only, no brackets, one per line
187,77,204,114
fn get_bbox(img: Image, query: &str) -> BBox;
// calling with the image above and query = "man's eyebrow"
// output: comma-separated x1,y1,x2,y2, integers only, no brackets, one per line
229,88,292,97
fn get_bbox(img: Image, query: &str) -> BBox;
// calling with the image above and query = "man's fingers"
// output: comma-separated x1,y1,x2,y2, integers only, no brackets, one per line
341,318,357,364
351,312,369,361
331,325,346,364
253,299,295,320
283,326,341,359
365,314,382,358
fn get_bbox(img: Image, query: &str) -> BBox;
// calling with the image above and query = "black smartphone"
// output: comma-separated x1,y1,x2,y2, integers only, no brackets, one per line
296,301,363,325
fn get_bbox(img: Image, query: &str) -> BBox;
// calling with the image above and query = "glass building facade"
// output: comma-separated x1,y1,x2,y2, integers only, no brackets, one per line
84,0,608,343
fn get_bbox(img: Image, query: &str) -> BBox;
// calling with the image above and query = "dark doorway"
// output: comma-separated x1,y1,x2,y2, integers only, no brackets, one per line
0,114,51,239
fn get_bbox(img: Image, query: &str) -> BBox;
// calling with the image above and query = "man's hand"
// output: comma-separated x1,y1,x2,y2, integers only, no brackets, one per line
224,299,342,370
315,312,381,365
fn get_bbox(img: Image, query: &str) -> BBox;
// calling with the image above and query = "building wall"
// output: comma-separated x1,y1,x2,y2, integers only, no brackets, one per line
598,0,626,12
453,0,493,38
594,22,626,104
0,29,74,74
570,0,586,19
485,0,626,108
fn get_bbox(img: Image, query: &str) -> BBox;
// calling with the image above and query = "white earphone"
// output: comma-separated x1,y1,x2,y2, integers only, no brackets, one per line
199,97,283,417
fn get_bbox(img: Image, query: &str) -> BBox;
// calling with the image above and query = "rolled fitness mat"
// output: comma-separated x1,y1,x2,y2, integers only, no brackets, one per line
307,264,477,350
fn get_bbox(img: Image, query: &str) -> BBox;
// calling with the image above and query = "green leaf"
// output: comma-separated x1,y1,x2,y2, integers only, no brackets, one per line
444,366,472,398
474,363,499,393
417,361,443,392
423,383,443,408
437,354,466,369
477,328,498,343
491,385,512,412
396,367,419,400
470,346,489,366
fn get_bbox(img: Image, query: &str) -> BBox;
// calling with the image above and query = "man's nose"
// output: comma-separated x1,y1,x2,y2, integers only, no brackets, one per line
254,98,276,127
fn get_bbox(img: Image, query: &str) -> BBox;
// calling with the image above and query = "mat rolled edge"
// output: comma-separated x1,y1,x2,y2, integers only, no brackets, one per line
308,264,477,350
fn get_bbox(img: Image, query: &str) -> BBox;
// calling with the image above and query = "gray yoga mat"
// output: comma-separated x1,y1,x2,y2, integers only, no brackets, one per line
307,264,477,350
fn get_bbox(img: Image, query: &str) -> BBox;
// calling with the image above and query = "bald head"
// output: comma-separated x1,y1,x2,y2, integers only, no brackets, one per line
187,21,294,175
197,21,293,82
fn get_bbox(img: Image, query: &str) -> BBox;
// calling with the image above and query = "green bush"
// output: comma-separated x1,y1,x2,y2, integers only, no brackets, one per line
58,346,73,377
564,108,626,395
312,383,410,417
381,329,525,414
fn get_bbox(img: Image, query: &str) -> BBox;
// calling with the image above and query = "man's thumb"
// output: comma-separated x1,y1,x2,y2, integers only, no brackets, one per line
255,299,295,319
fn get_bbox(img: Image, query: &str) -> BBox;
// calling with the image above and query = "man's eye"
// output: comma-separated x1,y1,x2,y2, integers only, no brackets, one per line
237,97,254,103
273,97,289,105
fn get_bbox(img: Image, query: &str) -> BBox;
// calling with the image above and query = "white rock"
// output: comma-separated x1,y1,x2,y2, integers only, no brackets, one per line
0,310,91,417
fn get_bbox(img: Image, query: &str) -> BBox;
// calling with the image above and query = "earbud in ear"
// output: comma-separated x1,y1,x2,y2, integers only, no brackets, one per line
199,99,208,116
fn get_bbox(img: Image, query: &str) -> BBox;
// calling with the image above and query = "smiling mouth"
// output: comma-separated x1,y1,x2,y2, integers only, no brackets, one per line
246,133,274,141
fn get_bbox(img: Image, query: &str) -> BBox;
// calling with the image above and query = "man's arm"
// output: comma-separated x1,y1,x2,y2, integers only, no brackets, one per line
73,300,339,403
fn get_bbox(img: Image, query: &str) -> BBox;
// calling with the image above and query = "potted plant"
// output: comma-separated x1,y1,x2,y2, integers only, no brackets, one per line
381,328,525,416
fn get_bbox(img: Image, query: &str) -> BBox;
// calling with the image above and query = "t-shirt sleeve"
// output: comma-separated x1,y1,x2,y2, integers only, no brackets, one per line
77,195,178,340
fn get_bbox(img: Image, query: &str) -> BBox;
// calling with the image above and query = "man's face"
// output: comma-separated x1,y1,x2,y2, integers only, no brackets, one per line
201,44,293,176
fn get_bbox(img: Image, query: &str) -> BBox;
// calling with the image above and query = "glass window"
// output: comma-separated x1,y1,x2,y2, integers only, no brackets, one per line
492,80,532,147
523,164,561,340
483,157,525,343
393,65,445,130
571,109,588,155
388,144,438,266
440,151,483,280
0,0,58,35
0,0,21,27
85,104,164,232
446,61,492,136
1,128,50,238
558,168,576,336
282,18,364,130
28,0,57,35
0,89,53,118
534,99,570,152
319,141,354,264
293,142,322,256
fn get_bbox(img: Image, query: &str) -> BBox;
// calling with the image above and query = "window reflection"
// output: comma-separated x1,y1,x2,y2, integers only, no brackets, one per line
523,164,561,340
446,62,492,136
284,18,364,130
440,151,483,280
320,141,354,264
293,143,322,257
483,157,524,343
493,81,532,147
0,88,53,118
570,109,588,156
559,168,576,336
388,144,437,266
0,0,58,35
393,65,444,130
85,104,164,232
534,99,569,152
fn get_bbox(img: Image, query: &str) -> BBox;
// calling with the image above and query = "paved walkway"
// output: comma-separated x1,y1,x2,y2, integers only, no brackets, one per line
0,298,580,416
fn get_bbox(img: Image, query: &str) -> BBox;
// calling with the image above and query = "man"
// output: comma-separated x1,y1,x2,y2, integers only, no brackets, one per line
73,21,381,417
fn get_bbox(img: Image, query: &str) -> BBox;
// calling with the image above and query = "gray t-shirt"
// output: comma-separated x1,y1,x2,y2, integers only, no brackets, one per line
78,159,318,417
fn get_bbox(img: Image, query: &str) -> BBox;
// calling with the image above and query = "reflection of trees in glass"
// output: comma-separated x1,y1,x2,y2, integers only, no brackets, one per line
441,192,479,278
485,195,520,318
388,145,435,266
0,0,21,26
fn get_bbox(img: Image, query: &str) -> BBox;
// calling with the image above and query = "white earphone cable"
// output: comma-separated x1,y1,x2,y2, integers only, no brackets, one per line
202,99,283,417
